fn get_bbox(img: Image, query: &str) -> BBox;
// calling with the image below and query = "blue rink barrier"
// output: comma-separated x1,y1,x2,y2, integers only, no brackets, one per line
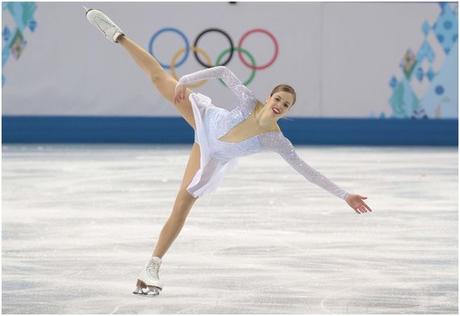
2,116,458,146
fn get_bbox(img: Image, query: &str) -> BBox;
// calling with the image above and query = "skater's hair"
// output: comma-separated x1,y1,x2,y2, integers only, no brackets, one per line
270,84,296,106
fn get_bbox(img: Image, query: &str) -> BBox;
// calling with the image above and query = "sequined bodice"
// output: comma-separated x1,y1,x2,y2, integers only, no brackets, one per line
209,107,276,160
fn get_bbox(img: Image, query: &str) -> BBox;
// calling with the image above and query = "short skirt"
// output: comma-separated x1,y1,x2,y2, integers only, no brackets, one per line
186,92,238,198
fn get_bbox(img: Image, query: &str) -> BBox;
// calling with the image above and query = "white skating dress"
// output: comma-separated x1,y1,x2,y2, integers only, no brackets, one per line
177,66,349,200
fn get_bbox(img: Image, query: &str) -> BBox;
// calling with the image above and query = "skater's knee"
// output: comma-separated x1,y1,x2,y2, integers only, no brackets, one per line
149,71,162,83
170,193,196,220
149,70,171,84
150,72,178,100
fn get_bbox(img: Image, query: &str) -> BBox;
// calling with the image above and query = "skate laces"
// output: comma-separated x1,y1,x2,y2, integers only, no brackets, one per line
94,15,118,34
146,259,160,279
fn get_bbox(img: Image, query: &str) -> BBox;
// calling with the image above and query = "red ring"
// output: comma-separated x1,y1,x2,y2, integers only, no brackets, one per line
238,28,279,70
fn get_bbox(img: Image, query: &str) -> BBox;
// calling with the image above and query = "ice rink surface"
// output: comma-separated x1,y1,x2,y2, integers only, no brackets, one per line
2,144,458,314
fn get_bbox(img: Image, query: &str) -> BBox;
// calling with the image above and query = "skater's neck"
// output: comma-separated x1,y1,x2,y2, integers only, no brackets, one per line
254,101,280,131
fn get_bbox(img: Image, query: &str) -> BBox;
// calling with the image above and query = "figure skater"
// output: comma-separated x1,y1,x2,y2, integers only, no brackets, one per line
84,7,373,296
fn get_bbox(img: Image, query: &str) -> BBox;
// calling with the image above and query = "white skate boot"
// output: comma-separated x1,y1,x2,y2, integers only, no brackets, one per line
133,256,163,296
83,6,125,43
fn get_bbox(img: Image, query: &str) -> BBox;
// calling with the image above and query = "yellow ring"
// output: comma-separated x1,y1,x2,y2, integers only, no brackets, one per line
170,46,212,89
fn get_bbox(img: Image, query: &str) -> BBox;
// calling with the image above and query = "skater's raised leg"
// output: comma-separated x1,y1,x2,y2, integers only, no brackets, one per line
117,35,164,81
117,35,196,129
85,7,196,130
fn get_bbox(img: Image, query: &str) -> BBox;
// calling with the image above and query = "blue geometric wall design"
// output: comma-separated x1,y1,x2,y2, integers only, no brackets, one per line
388,2,458,119
419,43,458,118
2,2,37,86
433,2,458,55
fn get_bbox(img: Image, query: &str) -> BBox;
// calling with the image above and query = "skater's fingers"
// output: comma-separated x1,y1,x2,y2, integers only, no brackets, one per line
362,201,373,212
351,204,361,214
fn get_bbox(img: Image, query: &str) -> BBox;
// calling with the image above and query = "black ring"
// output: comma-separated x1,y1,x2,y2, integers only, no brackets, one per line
193,28,234,68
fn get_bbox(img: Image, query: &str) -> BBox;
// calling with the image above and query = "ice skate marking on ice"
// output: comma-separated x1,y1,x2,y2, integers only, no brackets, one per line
320,280,355,313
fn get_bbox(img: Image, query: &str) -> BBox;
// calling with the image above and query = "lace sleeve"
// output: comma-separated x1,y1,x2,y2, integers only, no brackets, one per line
263,134,349,200
177,66,257,116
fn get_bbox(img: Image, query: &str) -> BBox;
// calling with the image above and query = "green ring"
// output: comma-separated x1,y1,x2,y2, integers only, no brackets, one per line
216,47,256,86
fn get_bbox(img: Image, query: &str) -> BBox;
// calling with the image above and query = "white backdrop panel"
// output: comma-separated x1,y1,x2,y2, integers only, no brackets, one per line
2,2,455,119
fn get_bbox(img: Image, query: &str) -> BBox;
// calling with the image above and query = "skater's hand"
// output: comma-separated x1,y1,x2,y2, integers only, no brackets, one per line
345,193,373,214
174,83,187,104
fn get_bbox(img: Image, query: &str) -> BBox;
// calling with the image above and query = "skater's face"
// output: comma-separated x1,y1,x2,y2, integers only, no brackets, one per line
265,91,294,118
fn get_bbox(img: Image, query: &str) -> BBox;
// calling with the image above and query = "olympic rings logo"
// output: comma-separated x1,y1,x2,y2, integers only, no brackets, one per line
148,27,279,87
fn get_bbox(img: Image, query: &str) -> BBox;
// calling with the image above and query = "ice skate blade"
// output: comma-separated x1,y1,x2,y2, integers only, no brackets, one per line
83,6,92,14
132,287,160,296
136,278,162,290
132,279,161,296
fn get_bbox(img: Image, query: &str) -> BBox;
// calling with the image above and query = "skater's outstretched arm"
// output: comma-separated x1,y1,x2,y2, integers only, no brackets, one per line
176,66,244,92
275,136,349,200
262,134,373,214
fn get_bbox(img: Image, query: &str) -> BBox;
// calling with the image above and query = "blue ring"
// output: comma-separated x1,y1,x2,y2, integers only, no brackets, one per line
148,27,190,69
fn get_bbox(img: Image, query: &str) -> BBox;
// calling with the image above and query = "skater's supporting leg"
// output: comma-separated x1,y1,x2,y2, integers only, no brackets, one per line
118,35,195,129
152,142,201,258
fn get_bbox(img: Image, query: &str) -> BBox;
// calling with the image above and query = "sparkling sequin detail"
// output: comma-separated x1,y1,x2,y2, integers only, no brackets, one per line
178,66,257,118
259,133,349,200
179,66,349,200
146,259,160,280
